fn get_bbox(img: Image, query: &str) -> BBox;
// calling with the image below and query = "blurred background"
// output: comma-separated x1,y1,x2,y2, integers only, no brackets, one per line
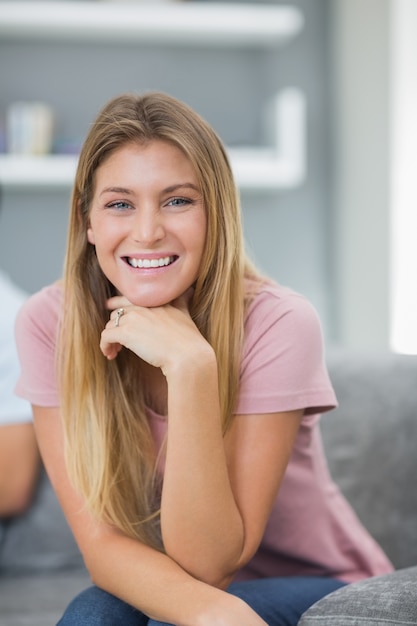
0,0,415,354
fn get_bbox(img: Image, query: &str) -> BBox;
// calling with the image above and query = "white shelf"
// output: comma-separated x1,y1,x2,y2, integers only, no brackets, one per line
0,155,77,189
0,90,306,192
0,2,303,47
0,4,306,191
0,151,300,192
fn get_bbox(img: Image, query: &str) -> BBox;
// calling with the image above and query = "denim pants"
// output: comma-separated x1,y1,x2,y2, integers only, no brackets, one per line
57,575,345,626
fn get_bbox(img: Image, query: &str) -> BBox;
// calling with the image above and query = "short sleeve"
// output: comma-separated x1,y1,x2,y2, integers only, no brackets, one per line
14,284,62,407
235,284,337,416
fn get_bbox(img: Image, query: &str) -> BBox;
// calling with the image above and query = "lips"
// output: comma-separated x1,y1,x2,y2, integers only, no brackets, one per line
125,255,176,268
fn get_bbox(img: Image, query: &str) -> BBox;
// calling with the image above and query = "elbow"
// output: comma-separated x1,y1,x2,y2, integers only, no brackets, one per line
200,551,249,590
199,568,237,591
184,537,260,590
81,544,104,586
80,554,104,591
87,567,103,589
165,537,247,590
80,535,121,590
185,559,243,590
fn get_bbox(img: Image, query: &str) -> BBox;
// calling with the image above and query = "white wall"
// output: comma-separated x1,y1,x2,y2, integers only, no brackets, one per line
330,0,417,353
330,0,391,349
389,0,417,354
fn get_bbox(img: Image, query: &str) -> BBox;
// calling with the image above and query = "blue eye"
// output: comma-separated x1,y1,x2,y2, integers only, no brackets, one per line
167,197,191,207
107,201,131,210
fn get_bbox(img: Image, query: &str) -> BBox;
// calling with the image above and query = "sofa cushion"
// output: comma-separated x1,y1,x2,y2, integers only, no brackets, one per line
298,567,417,626
0,569,91,626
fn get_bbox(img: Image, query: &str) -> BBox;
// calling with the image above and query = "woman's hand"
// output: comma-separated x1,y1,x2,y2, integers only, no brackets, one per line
100,291,212,376
194,591,269,626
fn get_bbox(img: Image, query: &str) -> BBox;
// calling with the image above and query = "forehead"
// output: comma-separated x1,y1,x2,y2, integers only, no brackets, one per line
93,140,199,190
102,139,190,164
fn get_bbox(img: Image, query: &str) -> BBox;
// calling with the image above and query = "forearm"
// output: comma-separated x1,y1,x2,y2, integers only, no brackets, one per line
85,530,241,625
33,404,247,625
161,352,244,585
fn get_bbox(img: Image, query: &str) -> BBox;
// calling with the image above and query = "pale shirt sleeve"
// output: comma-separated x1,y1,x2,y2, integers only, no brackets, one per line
0,271,33,425
14,284,62,407
235,284,337,416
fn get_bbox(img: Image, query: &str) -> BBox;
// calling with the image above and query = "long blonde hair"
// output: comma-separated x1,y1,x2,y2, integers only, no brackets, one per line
60,92,262,548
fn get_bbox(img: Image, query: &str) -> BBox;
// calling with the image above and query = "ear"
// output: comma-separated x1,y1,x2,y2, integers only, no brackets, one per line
87,225,95,245
76,198,95,244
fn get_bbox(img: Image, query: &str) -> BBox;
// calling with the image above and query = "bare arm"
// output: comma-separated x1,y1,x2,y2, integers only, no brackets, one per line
0,421,40,516
160,346,302,587
162,359,302,586
33,405,269,626
101,295,303,588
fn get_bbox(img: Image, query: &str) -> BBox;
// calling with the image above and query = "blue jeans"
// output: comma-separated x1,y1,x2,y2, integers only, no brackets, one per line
57,576,345,625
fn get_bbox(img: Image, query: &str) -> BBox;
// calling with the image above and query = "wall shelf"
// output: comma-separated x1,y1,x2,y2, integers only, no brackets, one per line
0,3,306,191
0,1,303,48
0,155,77,190
0,89,306,192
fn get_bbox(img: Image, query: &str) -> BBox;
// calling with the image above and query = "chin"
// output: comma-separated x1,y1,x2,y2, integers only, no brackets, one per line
128,293,173,308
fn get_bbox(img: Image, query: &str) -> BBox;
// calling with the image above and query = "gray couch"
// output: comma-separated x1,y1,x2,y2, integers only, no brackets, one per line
1,349,416,626
299,349,417,626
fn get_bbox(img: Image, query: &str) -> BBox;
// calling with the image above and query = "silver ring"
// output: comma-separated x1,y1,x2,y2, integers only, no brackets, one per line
114,308,124,327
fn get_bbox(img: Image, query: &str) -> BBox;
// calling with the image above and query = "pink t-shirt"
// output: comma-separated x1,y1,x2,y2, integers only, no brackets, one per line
15,282,393,583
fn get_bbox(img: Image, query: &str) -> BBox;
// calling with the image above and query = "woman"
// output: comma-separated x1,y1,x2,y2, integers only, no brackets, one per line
15,92,392,625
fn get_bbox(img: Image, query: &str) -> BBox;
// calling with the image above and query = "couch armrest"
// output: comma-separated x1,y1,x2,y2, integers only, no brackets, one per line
298,567,417,626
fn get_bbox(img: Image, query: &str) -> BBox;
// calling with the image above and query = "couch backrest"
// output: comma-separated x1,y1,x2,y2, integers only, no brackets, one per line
322,349,417,569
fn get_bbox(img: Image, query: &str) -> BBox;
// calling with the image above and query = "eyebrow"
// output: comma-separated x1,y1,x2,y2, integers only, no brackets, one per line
100,187,133,197
163,182,200,193
99,182,200,197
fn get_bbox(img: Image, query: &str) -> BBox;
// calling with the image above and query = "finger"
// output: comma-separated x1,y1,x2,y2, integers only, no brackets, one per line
111,307,126,328
100,329,123,360
106,296,132,311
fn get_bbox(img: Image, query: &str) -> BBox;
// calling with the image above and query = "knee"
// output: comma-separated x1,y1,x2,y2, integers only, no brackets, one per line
58,586,142,626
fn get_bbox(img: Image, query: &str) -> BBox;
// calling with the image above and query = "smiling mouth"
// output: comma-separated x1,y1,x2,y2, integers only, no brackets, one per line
125,255,177,268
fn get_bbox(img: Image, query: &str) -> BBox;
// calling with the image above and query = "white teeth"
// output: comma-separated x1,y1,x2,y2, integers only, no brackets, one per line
128,256,173,268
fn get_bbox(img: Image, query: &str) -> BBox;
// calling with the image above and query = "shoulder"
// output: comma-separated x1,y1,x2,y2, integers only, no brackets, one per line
244,281,322,338
236,283,336,414
14,283,63,407
241,280,327,384
17,282,63,316
237,281,336,416
15,282,63,347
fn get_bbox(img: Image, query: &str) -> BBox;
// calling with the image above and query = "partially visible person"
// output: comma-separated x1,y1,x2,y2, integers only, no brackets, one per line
0,267,39,518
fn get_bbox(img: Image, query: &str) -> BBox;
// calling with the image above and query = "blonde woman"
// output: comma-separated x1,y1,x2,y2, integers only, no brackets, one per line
15,93,392,626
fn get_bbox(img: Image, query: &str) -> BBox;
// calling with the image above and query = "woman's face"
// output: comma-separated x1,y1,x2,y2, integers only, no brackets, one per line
87,140,207,307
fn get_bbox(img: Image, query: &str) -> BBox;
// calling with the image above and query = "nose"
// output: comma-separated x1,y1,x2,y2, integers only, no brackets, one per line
131,206,165,244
